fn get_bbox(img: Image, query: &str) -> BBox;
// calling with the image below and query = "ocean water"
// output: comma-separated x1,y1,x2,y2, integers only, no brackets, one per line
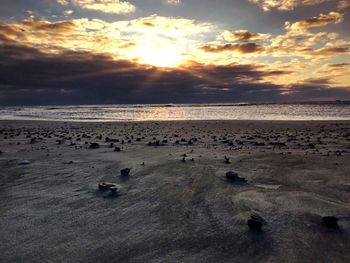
0,103,349,121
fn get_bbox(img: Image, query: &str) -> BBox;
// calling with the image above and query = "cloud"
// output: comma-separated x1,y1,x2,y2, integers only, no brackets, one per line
249,0,350,11
314,46,350,55
338,0,350,9
0,15,349,105
338,0,350,10
201,43,264,54
285,12,343,31
327,62,350,68
0,43,349,106
0,18,124,55
249,0,331,11
0,43,302,105
0,16,212,66
57,0,136,14
64,10,74,15
220,30,270,42
167,0,181,5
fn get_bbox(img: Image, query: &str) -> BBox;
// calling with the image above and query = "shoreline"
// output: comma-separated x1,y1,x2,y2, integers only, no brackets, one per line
2,119,350,124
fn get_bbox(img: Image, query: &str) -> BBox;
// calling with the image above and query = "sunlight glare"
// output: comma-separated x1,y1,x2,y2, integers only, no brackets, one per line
130,38,186,68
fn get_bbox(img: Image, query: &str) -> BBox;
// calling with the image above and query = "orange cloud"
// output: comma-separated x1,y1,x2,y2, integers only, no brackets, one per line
285,12,343,31
0,14,349,90
249,0,330,11
57,0,136,14
220,30,270,42
0,16,214,67
201,43,264,54
328,62,350,68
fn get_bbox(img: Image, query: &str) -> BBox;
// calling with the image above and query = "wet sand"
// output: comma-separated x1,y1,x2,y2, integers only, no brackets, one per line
0,120,350,262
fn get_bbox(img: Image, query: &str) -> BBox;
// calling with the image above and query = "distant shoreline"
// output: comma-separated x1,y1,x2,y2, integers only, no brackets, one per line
0,100,349,108
1,120,350,125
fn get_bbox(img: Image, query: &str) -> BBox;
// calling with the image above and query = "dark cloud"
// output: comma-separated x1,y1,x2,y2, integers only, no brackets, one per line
328,62,350,67
0,44,349,105
285,84,350,101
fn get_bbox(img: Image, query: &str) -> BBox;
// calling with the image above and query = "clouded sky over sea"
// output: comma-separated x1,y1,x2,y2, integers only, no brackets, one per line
0,0,349,105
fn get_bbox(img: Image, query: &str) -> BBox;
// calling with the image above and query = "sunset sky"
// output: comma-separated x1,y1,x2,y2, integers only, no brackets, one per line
0,0,350,105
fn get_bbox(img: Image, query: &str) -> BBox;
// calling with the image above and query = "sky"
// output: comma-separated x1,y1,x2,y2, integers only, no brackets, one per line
0,0,349,105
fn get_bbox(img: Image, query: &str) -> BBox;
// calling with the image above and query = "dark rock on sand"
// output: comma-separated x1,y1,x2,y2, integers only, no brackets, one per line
148,140,166,146
18,160,31,165
323,216,339,228
120,168,131,176
226,171,247,183
105,137,119,143
89,143,100,149
248,218,263,231
250,213,267,225
98,182,118,194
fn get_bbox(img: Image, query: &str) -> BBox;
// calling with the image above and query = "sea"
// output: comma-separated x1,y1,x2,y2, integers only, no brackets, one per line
0,102,349,122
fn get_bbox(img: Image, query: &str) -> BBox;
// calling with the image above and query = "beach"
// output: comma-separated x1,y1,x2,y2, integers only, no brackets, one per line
1,120,350,262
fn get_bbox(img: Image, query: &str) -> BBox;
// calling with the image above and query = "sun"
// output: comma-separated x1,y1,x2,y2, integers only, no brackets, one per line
137,45,184,68
128,38,186,68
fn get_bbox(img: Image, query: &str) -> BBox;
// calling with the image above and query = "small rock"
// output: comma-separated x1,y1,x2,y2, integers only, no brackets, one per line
18,160,31,165
323,216,339,228
98,182,118,195
250,213,267,224
226,171,247,183
120,168,131,176
89,143,100,149
248,219,262,231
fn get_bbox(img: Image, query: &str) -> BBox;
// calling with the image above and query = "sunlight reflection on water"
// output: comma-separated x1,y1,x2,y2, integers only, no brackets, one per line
0,103,349,121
